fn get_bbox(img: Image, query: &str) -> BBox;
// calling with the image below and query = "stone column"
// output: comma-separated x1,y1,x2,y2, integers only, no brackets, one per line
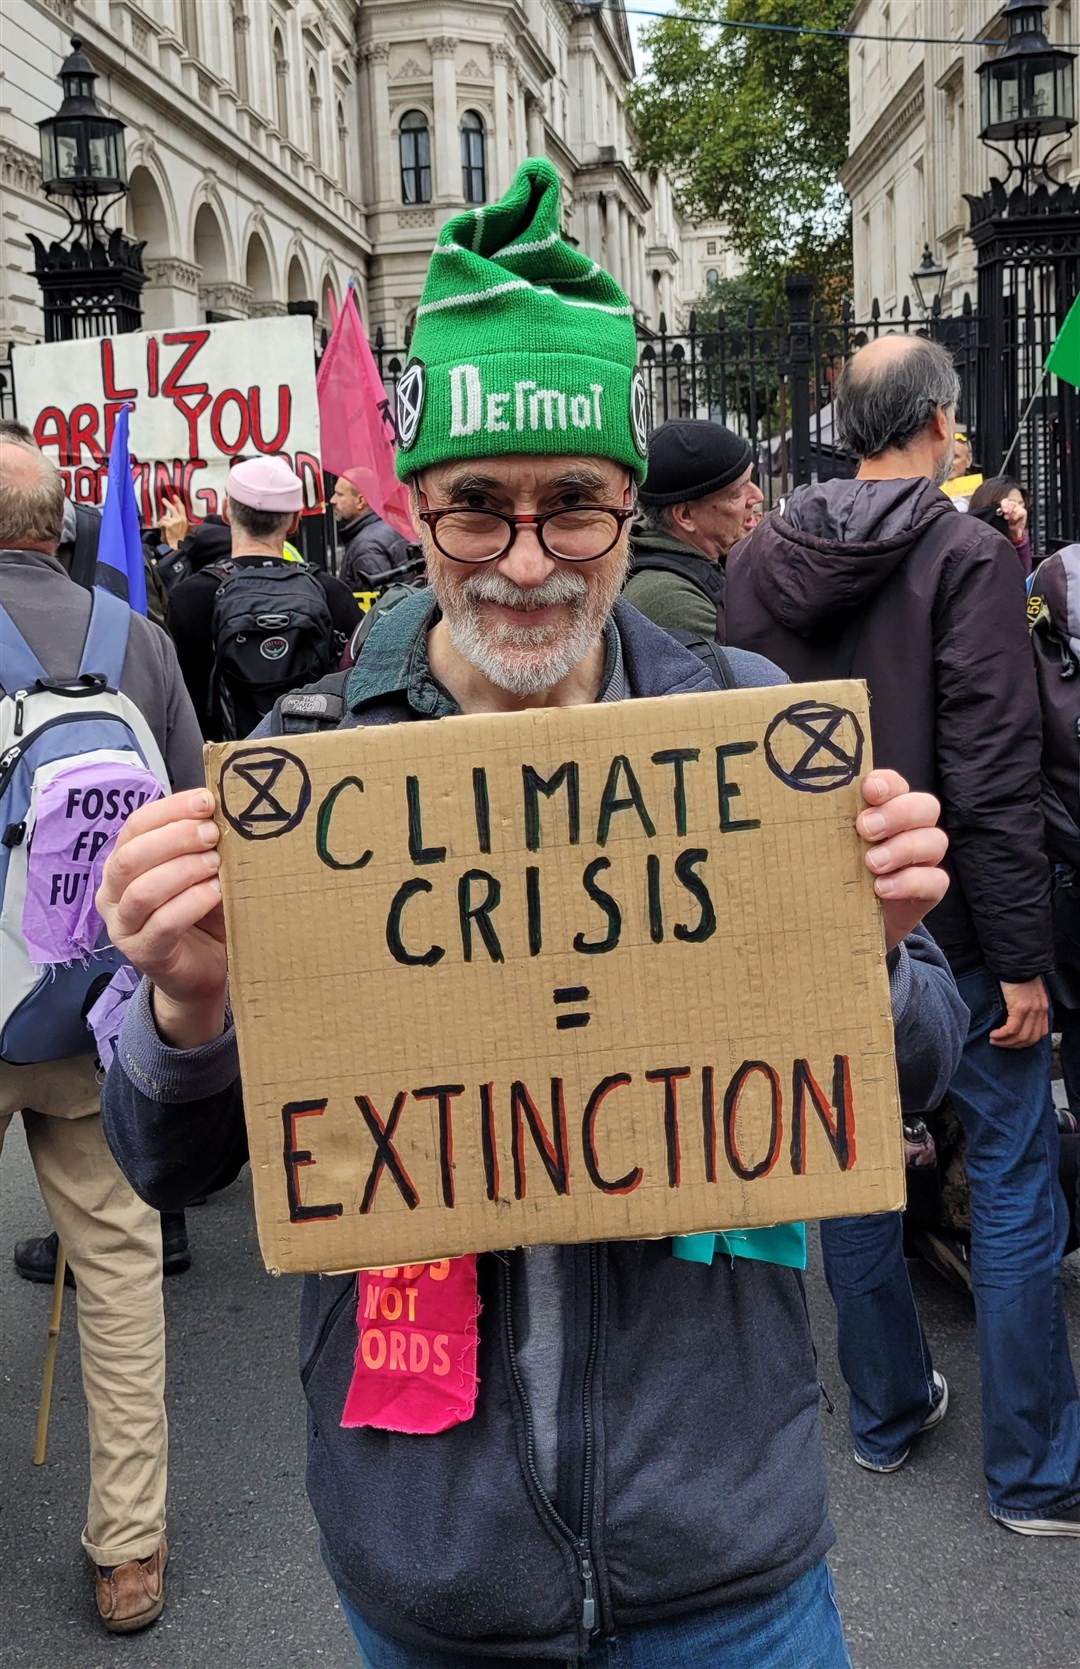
661,269,674,327
143,257,201,329
513,71,528,163
604,192,620,285
582,53,598,151
491,45,513,196
431,37,459,203
526,91,546,158
364,43,393,206
584,193,602,265
618,202,631,301
633,221,645,312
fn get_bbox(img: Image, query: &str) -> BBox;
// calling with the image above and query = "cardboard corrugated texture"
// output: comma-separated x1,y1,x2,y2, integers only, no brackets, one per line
206,680,905,1275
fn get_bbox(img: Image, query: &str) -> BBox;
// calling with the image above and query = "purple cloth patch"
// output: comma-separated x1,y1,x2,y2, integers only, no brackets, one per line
21,759,162,964
86,964,141,1070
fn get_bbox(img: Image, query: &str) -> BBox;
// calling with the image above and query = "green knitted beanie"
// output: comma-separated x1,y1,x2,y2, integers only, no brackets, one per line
394,157,649,482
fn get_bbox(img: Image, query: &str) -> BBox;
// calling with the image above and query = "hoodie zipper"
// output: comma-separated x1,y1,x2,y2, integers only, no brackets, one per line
501,1252,602,1638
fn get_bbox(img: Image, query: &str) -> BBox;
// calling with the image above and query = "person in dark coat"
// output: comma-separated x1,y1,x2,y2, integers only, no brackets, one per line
331,477,411,591
624,420,763,638
725,332,1080,1538
1028,544,1080,1237
167,460,359,739
92,160,968,1661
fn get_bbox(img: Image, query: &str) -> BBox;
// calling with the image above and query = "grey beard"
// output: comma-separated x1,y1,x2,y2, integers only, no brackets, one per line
430,559,625,697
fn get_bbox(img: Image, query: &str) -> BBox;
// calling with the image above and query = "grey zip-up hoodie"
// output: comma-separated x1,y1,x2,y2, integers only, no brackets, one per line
101,595,967,1658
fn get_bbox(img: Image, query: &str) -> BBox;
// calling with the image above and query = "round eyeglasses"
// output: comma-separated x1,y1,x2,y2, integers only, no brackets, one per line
416,491,636,565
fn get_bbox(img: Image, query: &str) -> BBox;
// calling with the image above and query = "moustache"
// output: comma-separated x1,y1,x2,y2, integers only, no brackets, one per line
458,569,589,612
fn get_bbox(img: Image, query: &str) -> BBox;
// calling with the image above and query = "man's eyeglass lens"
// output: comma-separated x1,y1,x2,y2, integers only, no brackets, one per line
432,509,622,562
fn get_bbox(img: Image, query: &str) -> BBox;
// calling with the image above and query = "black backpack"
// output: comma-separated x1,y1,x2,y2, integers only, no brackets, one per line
207,558,336,741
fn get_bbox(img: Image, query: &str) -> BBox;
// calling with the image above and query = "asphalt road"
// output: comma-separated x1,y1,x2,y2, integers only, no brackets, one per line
2,1119,1078,1669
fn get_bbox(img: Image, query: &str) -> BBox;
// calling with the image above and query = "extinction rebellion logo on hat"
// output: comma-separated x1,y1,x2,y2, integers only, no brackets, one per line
396,360,426,451
630,370,650,458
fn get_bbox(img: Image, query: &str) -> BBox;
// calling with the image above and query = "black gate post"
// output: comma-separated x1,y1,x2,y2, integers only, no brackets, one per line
785,274,815,487
966,179,1080,552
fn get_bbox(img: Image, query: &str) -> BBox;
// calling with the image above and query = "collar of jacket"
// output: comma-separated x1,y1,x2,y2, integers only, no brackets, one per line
338,509,378,539
344,589,719,717
632,528,718,565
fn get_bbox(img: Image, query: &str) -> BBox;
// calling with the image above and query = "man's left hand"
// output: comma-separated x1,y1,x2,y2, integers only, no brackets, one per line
856,771,949,952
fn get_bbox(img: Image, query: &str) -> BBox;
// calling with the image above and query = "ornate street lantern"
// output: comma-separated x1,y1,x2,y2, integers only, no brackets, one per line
910,245,948,316
37,37,129,201
977,0,1076,181
29,36,145,341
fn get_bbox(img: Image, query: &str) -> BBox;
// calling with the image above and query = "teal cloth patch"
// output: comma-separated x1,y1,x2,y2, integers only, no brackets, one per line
673,1224,807,1270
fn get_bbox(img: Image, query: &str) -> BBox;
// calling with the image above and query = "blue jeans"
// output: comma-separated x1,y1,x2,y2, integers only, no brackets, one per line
820,1209,935,1468
340,1560,850,1667
823,967,1080,1518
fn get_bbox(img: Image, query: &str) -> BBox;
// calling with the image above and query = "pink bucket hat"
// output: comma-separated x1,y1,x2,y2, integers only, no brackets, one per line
225,455,304,512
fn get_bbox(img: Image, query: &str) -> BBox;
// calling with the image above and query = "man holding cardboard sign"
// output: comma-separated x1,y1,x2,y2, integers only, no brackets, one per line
98,160,966,1666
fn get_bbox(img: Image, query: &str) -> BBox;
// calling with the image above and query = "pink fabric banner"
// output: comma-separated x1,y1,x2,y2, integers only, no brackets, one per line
316,287,415,542
341,1257,481,1435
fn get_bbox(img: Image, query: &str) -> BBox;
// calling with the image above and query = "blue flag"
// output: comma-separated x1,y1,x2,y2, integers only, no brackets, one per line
96,404,147,615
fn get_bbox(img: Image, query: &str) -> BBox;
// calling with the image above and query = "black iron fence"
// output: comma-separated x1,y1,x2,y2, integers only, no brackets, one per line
2,268,1072,556
634,276,981,513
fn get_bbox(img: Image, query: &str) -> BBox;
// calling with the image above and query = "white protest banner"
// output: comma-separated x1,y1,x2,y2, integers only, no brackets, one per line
12,315,321,522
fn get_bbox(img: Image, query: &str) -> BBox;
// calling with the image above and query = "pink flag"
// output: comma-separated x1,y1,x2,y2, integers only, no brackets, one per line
316,287,414,542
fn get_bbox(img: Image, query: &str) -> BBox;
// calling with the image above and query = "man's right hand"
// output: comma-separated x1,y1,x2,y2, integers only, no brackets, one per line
96,790,228,1051
990,977,1050,1049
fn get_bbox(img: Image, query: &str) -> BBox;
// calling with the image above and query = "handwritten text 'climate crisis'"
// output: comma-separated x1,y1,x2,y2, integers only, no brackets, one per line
280,1055,857,1224
312,744,762,966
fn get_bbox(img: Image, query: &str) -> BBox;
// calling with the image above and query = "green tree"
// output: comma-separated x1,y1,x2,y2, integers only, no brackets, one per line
629,0,852,299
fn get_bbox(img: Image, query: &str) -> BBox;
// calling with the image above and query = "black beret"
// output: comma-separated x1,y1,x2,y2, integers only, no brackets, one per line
639,419,753,507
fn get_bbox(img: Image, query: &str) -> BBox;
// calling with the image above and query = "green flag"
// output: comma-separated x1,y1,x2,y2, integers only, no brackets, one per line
1045,292,1080,389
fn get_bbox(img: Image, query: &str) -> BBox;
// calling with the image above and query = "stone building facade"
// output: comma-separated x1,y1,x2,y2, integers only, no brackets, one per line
1,0,709,360
841,0,1079,318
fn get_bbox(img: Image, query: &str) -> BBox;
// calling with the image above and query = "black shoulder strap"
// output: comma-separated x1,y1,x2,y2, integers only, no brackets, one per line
70,503,102,590
206,560,236,585
631,548,727,608
667,628,736,689
272,670,351,735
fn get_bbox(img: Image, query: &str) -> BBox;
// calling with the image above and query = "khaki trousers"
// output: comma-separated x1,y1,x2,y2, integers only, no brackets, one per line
0,1052,167,1566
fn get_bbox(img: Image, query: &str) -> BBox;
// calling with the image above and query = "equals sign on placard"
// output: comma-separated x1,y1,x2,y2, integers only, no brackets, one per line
553,986,591,1030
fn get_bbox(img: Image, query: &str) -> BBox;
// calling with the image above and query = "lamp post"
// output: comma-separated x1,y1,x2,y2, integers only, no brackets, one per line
28,36,146,341
965,0,1078,550
910,245,948,317
976,0,1076,186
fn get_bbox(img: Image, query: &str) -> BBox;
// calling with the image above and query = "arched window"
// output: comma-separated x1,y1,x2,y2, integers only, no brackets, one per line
460,110,486,204
274,29,289,138
399,110,431,204
308,68,322,170
705,268,719,295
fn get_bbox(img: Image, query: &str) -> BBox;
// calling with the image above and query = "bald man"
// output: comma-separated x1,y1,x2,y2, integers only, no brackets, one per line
724,333,1079,1538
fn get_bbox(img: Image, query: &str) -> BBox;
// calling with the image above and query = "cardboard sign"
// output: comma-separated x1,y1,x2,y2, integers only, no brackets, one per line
207,681,904,1275
12,316,321,523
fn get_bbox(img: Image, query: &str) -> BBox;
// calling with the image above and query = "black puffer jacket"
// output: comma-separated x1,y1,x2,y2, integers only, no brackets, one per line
725,477,1054,984
338,508,411,589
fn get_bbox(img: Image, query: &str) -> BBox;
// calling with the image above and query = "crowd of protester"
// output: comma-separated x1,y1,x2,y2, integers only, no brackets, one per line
1,154,1077,1663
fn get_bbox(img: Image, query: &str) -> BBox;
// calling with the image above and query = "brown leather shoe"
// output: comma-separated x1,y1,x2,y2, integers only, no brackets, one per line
94,1536,168,1634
